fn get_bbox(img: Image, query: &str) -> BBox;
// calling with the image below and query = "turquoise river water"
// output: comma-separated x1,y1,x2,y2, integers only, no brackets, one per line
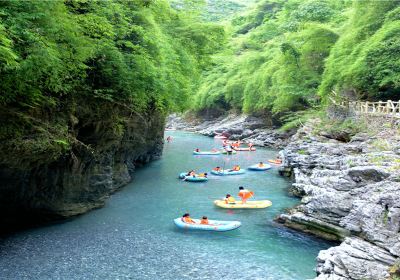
0,131,332,280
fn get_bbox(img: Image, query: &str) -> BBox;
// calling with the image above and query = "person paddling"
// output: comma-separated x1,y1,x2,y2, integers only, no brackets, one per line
166,136,172,143
182,213,196,224
213,166,221,172
230,165,240,171
238,186,254,204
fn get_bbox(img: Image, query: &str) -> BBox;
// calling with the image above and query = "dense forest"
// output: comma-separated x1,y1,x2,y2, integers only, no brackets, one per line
0,0,224,166
1,0,399,156
193,0,400,125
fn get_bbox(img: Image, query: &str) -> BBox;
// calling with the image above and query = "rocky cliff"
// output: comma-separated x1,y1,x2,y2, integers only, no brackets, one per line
276,121,400,280
0,97,165,233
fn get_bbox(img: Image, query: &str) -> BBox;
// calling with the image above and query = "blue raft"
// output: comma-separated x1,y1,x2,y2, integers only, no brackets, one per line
179,172,208,182
210,169,245,176
193,151,221,155
248,164,272,171
174,218,241,232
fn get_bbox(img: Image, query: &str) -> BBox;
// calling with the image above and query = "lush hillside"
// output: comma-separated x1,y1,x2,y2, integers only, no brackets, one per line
0,0,224,165
193,0,400,124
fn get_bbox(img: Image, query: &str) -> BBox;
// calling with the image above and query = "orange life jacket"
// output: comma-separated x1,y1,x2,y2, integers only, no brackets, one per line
183,217,195,224
238,190,254,199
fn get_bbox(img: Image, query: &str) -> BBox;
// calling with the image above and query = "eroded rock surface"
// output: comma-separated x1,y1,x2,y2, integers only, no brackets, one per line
0,101,165,233
276,123,400,280
167,113,293,148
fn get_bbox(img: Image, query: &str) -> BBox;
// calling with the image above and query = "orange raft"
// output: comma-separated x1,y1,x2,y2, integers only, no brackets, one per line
268,159,282,165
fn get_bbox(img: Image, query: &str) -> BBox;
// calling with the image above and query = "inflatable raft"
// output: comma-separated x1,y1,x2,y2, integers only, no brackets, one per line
193,151,221,155
179,173,208,182
233,147,256,151
174,218,241,231
248,164,272,171
221,149,237,155
211,169,245,176
214,200,272,209
268,159,282,165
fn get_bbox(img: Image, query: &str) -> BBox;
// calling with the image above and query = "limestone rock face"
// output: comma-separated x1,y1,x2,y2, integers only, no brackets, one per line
276,123,400,279
0,103,165,233
315,238,396,280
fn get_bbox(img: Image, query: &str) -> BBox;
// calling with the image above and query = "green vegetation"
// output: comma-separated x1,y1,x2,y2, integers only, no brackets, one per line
193,0,400,124
0,0,224,112
0,0,224,166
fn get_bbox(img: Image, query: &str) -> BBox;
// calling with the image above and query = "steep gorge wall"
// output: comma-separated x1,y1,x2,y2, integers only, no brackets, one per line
0,97,165,233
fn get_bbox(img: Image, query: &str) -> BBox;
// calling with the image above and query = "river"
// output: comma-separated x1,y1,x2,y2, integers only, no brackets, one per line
0,131,332,280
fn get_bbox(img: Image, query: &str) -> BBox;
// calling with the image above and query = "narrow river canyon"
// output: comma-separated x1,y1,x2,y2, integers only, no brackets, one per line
0,131,332,279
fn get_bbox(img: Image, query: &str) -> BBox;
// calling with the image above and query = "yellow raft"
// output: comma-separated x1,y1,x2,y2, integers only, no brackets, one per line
214,200,272,209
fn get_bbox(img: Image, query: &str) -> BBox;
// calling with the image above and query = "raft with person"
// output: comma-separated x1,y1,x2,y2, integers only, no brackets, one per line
268,159,282,165
211,166,245,176
179,172,208,182
248,163,272,171
193,149,221,155
214,200,272,209
221,149,237,155
174,217,241,231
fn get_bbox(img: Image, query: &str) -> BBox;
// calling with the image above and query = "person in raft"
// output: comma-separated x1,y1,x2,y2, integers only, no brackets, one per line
225,145,233,153
258,162,265,167
230,165,240,171
224,194,236,204
198,172,208,178
166,136,172,143
238,186,254,204
213,166,221,172
248,143,254,148
200,216,212,225
182,213,196,224
195,148,200,152
186,170,195,176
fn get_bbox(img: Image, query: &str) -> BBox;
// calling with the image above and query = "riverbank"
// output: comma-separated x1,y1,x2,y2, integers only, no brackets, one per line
167,113,294,149
167,113,400,280
277,119,400,280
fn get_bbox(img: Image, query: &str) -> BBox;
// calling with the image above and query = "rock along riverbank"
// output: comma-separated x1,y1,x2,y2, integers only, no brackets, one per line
167,114,400,280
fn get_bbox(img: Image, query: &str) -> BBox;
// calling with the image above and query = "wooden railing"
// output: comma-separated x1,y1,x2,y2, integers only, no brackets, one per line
336,100,400,118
